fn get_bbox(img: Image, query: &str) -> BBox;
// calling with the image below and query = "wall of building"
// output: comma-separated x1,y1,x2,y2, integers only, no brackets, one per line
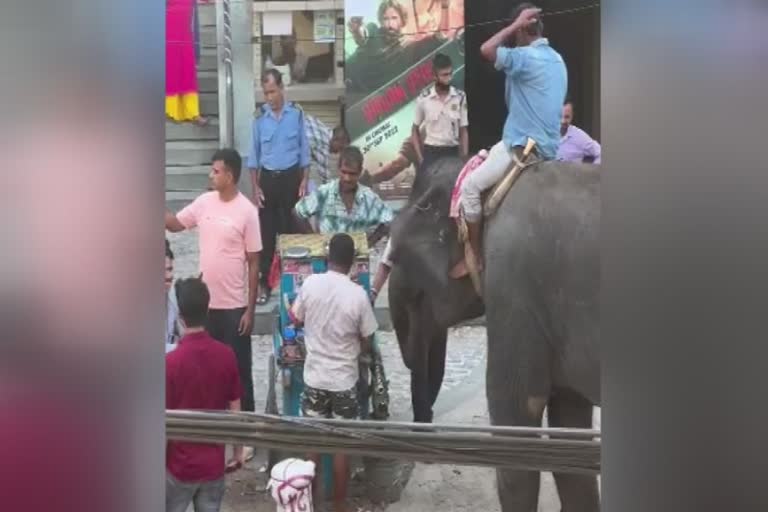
249,2,345,142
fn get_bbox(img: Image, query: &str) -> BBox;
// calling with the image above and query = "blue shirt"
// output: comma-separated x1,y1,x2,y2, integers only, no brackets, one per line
496,38,567,160
247,102,310,171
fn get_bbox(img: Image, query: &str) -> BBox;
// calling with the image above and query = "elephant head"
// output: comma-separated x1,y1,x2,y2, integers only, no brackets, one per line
389,157,484,328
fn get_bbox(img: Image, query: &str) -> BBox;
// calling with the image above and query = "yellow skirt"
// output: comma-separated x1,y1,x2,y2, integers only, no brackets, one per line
166,93,201,122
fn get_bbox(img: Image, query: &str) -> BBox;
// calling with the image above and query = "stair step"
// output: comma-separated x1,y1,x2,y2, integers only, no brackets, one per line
198,3,216,27
199,28,217,49
200,91,218,115
198,71,218,94
166,172,211,192
198,53,218,72
166,140,220,166
166,190,200,203
165,118,219,141
166,165,212,176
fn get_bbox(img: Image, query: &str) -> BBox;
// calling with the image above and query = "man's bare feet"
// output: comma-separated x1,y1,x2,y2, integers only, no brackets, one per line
192,116,209,127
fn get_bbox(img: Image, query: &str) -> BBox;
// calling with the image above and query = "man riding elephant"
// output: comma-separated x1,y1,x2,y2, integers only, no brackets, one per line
460,3,567,272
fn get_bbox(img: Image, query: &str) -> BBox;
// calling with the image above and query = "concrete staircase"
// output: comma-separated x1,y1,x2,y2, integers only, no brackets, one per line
165,1,220,212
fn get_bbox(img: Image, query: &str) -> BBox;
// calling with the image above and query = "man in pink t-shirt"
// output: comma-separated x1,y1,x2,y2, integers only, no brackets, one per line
166,148,262,421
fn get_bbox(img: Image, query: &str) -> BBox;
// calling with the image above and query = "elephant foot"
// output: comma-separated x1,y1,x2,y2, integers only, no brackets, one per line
413,409,433,424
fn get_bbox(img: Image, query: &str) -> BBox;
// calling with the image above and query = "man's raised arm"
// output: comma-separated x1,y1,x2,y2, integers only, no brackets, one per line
480,7,541,62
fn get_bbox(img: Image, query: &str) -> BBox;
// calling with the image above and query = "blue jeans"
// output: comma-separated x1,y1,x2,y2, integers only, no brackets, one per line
166,472,225,512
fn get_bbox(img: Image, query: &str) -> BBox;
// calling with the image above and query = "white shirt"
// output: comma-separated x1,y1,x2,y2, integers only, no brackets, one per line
292,270,378,391
413,85,468,147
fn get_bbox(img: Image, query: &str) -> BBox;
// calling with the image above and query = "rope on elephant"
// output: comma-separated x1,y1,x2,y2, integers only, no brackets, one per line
167,410,601,475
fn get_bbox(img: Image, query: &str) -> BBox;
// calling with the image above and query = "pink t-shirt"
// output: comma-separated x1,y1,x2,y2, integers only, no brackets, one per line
177,192,262,309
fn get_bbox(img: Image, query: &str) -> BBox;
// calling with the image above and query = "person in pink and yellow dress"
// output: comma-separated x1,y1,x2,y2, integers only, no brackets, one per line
166,0,208,125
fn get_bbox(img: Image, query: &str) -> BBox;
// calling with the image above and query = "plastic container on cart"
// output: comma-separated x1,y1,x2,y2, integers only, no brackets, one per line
282,326,303,363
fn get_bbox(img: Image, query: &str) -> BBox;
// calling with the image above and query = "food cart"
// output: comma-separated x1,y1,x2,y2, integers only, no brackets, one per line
264,233,390,494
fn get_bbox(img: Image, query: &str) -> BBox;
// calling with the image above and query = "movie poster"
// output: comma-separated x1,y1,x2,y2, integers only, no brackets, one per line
344,0,465,199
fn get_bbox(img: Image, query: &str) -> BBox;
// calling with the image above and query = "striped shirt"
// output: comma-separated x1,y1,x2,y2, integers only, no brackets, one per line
304,113,333,184
295,180,394,234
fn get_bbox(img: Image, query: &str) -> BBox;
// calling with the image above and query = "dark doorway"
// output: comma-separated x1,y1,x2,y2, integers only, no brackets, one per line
464,2,600,153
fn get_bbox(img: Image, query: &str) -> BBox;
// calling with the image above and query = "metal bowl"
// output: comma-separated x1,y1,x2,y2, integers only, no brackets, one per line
283,246,311,259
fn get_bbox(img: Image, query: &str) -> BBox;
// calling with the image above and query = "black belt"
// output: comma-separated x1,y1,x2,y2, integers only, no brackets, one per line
424,145,459,153
261,165,300,175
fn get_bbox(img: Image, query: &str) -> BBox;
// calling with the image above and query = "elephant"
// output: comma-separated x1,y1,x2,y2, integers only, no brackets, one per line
387,155,600,511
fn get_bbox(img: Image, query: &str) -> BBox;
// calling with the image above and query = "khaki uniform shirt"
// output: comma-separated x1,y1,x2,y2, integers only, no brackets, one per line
413,85,468,147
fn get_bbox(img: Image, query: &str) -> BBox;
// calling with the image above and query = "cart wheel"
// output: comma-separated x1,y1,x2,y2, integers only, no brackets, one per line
265,354,278,415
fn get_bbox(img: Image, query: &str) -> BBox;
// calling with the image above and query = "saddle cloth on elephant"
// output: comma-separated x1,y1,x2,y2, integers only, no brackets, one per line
451,138,540,295
449,149,489,218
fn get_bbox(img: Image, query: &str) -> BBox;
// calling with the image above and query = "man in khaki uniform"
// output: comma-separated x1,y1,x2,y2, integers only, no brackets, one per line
411,52,469,171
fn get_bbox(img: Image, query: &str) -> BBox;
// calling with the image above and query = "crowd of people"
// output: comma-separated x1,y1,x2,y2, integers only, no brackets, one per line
163,2,601,511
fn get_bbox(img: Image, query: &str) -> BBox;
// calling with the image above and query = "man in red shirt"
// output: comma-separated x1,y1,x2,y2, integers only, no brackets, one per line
166,277,244,512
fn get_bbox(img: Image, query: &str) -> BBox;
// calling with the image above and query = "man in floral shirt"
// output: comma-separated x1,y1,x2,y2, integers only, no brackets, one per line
294,146,393,246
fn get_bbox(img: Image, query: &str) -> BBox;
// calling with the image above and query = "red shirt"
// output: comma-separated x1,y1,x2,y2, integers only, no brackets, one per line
166,331,242,482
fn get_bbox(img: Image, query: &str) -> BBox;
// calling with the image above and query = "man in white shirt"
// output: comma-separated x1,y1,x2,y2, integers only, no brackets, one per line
291,233,377,512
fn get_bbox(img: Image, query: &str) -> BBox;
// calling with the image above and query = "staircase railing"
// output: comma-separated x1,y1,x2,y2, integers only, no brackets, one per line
215,0,234,148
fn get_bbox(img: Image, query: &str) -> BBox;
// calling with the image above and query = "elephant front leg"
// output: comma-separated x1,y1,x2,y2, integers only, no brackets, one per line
547,390,600,512
489,384,547,512
488,370,548,511
410,364,433,423
485,301,551,511
427,328,448,407
496,467,542,512
410,300,446,423
396,293,434,423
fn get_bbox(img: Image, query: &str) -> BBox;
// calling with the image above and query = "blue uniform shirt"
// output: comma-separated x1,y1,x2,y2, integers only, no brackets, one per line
247,102,310,171
496,38,567,160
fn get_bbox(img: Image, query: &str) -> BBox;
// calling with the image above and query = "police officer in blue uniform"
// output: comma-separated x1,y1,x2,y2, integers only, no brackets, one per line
247,68,310,304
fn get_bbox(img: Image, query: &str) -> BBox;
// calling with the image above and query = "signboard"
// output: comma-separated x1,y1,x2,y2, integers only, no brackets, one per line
313,10,336,43
344,0,465,199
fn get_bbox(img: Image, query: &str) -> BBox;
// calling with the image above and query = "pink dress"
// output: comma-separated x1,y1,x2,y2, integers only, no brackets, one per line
166,0,200,120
